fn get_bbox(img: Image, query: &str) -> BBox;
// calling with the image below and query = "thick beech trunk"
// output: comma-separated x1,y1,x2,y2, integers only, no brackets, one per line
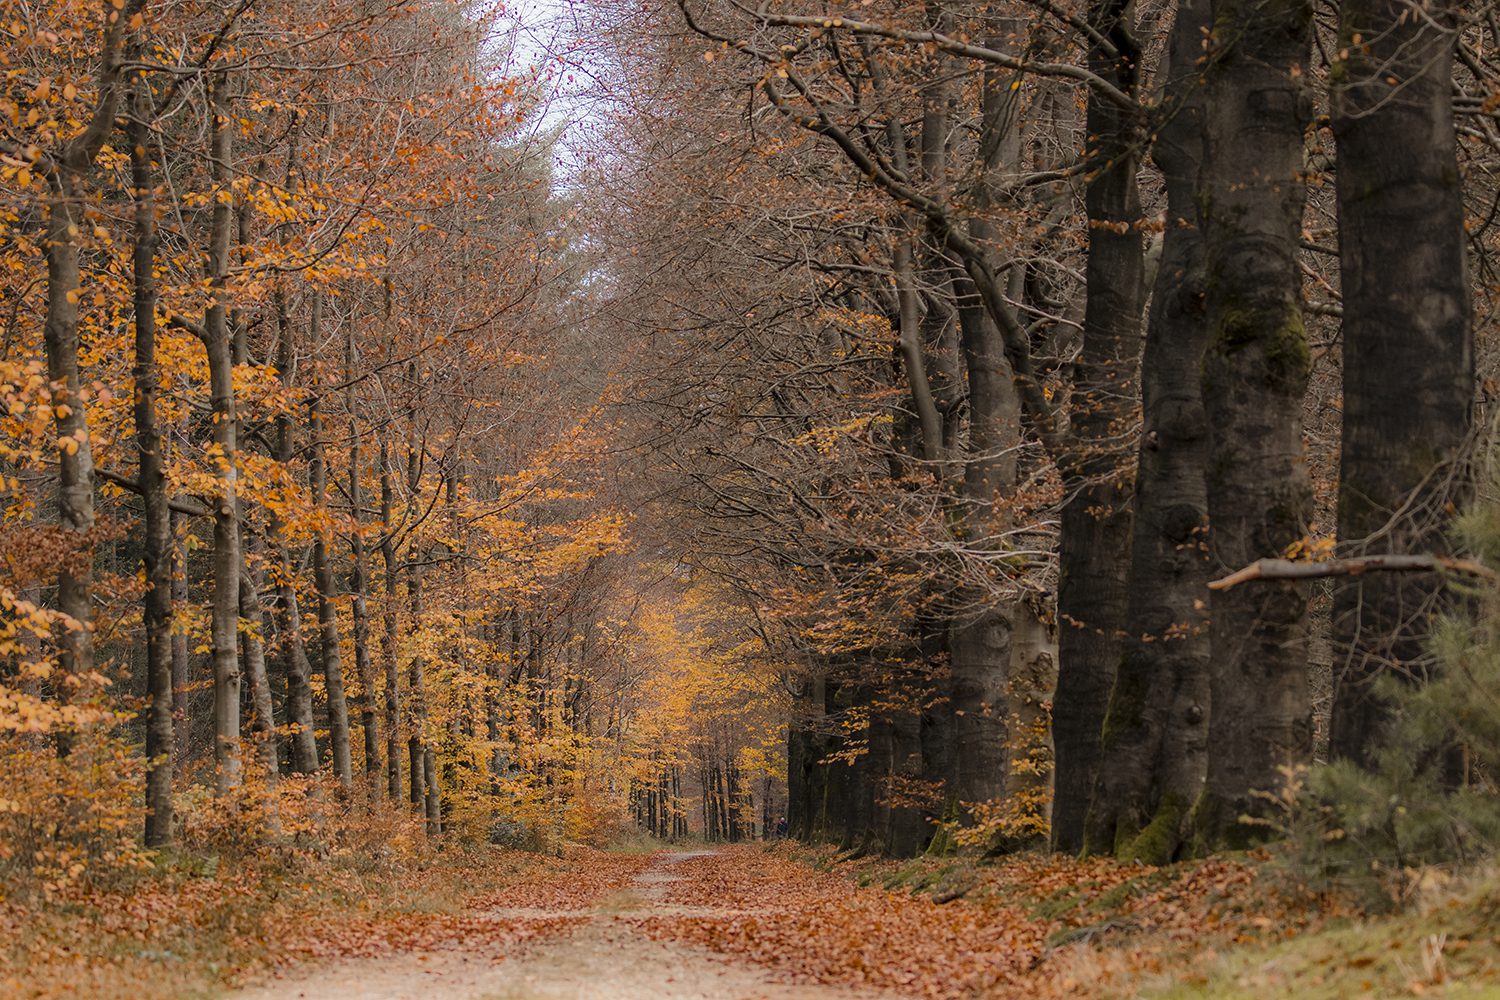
1084,0,1212,863
1050,0,1144,852
1191,0,1315,849
1328,0,1472,766
942,610,1012,810
929,15,1032,840
883,674,927,857
786,676,823,841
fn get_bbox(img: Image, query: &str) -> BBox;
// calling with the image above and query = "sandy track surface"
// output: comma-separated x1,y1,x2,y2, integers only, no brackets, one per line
229,851,901,1000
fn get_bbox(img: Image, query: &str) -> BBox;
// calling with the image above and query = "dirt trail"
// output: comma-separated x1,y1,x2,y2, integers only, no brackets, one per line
230,851,902,1000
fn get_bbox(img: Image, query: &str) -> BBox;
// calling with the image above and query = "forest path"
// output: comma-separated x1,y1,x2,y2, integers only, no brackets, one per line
229,849,904,1000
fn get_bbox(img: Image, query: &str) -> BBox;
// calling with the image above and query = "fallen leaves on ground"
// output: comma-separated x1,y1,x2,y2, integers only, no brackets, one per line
269,846,648,963
0,841,645,1000
631,845,1330,998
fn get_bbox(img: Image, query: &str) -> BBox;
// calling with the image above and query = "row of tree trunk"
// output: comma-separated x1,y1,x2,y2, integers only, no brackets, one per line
706,0,1473,859
34,21,456,844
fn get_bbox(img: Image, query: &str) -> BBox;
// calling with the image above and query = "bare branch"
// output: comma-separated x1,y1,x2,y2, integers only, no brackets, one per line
1208,555,1497,591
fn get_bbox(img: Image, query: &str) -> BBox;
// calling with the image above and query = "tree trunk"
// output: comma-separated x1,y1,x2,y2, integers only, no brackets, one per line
1191,0,1315,850
311,377,352,785
42,167,97,715
1050,0,1145,853
39,2,140,726
271,297,319,774
943,610,1012,811
204,74,242,794
240,549,279,790
906,16,1031,842
407,551,434,825
379,444,402,799
347,332,380,789
1084,0,1212,863
423,743,441,836
133,81,174,846
884,671,927,857
170,509,190,759
1328,0,1472,766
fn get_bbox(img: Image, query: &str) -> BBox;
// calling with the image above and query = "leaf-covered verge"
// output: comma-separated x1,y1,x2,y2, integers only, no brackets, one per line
7,838,1500,999
638,845,1500,999
0,832,649,1000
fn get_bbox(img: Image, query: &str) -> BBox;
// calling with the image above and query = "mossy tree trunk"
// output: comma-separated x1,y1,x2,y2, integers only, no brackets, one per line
1084,0,1212,864
1190,0,1315,850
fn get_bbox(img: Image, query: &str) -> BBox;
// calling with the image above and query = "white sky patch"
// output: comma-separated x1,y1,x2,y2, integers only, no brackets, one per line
499,0,608,185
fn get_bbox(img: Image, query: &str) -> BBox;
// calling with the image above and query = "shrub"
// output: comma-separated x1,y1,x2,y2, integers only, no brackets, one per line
0,724,152,898
1286,509,1500,906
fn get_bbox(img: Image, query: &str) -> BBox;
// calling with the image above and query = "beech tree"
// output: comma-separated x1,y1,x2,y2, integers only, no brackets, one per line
1329,0,1473,766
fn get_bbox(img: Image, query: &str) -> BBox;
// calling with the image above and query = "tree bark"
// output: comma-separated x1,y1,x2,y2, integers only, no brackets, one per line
204,74,242,794
271,295,319,774
133,80,174,846
379,443,402,799
1084,0,1212,863
407,547,436,829
310,360,353,785
347,329,380,789
42,157,97,716
931,8,1030,842
1050,0,1144,853
1328,0,1472,766
39,0,141,719
1190,0,1315,850
240,554,279,790
171,510,190,759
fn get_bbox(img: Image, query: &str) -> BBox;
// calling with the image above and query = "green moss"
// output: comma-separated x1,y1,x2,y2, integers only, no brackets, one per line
879,859,928,890
925,797,962,858
1213,303,1260,350
1028,881,1097,921
1112,816,1143,858
1261,307,1310,389
1121,793,1188,866
1204,288,1309,395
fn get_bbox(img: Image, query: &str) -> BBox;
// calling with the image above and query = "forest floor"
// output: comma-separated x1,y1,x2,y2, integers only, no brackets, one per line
5,837,1500,999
